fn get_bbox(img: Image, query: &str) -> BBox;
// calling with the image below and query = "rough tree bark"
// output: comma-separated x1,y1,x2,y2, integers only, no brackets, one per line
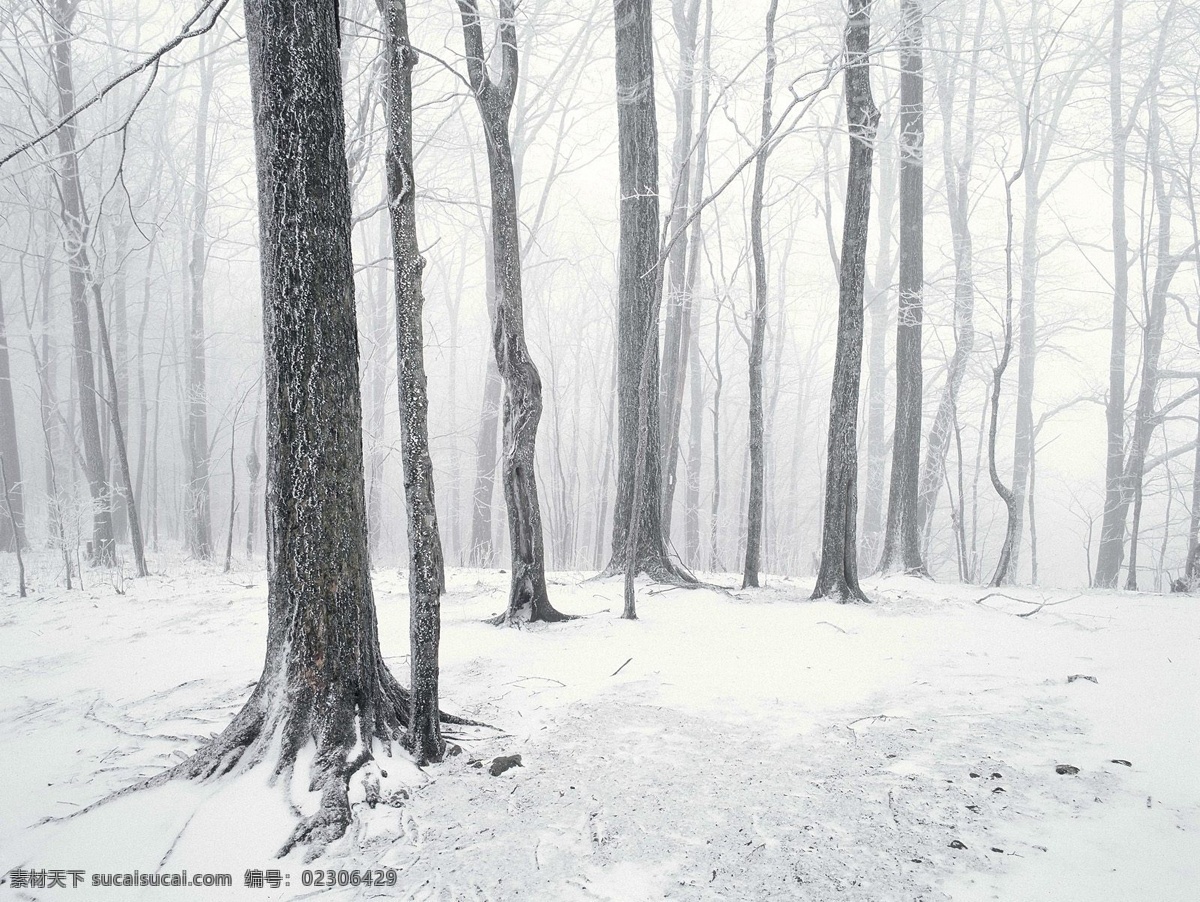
48,0,115,566
458,0,569,623
878,0,926,576
812,0,879,603
379,0,447,762
157,0,469,853
185,37,215,561
607,0,692,583
742,0,778,589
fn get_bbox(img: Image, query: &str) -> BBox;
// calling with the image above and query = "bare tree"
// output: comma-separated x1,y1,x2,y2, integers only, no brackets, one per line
0,281,25,552
607,0,692,584
742,0,779,589
878,0,926,576
379,0,448,761
160,0,469,852
812,0,879,603
458,0,569,623
47,0,116,565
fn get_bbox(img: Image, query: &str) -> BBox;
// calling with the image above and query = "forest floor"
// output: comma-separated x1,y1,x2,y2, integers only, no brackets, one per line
0,554,1197,901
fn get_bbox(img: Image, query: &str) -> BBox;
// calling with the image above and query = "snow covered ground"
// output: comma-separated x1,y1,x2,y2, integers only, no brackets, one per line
1,554,1197,900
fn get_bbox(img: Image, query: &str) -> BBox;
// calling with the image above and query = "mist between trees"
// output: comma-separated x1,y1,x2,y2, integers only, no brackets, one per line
2,0,1200,599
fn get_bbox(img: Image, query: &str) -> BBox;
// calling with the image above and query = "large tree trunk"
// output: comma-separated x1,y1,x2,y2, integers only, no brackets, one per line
812,0,879,603
48,0,115,566
878,0,926,576
742,0,778,589
163,0,465,854
185,41,215,561
0,281,25,553
379,0,447,763
658,0,700,544
606,0,691,582
458,0,568,623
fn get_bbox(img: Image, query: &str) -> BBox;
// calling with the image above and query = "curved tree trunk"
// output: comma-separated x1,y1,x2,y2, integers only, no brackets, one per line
812,0,878,603
458,0,568,623
917,0,984,551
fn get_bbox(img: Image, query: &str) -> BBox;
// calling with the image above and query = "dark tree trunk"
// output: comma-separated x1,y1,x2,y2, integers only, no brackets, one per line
48,0,115,566
0,282,26,552
812,0,879,603
162,0,465,854
878,0,926,576
607,0,692,583
458,0,568,624
185,42,215,561
742,0,778,589
379,0,446,763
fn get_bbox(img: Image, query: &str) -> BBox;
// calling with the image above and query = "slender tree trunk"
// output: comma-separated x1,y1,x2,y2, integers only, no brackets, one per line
458,0,568,623
1124,95,1175,591
469,232,502,566
682,0,712,568
742,0,778,589
860,148,894,566
0,282,26,552
1095,0,1131,588
0,456,25,595
185,42,215,561
91,280,148,576
380,0,447,760
879,0,926,575
987,149,1028,587
110,219,131,544
245,392,260,559
812,0,878,603
709,293,724,571
367,193,390,556
48,0,115,566
917,0,984,548
658,0,700,542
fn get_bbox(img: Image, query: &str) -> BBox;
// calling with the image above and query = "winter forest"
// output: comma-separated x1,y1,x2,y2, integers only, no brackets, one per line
1,0,1198,899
